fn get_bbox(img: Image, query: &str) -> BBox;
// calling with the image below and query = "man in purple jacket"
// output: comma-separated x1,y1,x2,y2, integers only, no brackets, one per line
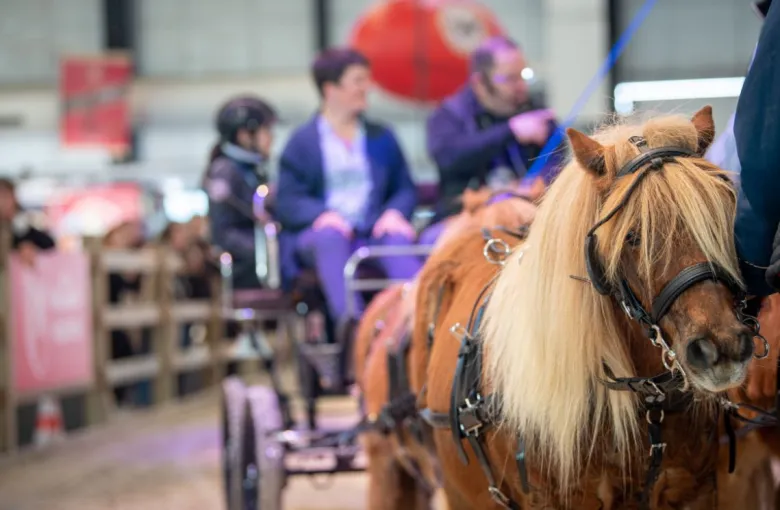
420,35,564,245
275,48,421,329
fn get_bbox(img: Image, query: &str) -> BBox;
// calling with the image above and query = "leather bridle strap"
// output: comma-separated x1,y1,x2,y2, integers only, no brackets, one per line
650,262,742,324
616,146,697,177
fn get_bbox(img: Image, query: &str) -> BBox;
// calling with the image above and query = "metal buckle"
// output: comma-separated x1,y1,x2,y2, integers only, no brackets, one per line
459,395,484,436
450,322,471,342
649,442,667,457
620,299,633,319
640,379,663,397
646,409,665,425
488,486,513,508
754,333,770,359
483,237,511,266
647,325,689,389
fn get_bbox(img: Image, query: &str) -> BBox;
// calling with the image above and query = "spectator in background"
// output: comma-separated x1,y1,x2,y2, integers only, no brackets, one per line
159,221,213,300
275,47,421,334
202,96,277,290
0,178,54,265
420,35,565,245
187,215,210,243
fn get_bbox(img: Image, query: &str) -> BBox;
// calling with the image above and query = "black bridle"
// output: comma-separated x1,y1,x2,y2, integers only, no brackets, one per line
583,136,764,378
581,135,770,506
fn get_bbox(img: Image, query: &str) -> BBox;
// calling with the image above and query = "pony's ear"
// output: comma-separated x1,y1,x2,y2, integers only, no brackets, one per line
690,105,715,155
567,128,606,177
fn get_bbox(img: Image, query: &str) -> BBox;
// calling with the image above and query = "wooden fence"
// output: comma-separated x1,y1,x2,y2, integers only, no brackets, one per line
0,241,247,454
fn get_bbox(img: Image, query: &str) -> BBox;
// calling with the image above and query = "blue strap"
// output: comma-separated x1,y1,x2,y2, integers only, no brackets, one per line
524,0,659,181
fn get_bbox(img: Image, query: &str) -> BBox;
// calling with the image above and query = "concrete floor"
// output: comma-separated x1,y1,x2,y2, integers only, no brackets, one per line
0,389,373,510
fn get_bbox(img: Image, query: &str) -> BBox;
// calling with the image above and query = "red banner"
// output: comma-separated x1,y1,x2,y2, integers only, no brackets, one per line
9,252,93,395
60,53,132,153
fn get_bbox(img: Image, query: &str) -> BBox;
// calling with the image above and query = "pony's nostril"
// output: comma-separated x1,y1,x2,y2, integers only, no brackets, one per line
736,330,755,362
686,337,719,369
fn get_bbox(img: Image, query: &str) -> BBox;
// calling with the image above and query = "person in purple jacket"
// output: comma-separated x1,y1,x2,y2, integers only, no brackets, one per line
419,35,565,245
275,48,421,331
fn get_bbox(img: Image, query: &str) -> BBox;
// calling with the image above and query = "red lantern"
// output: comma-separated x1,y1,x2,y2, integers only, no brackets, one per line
350,0,505,103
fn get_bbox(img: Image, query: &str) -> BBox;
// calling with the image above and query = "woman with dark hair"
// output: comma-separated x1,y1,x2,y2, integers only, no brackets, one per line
0,178,55,265
202,95,277,289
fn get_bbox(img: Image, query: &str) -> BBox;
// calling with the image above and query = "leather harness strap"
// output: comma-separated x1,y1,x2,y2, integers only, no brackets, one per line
423,300,530,509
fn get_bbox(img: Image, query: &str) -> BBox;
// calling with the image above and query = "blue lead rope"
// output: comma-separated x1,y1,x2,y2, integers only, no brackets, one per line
524,0,659,182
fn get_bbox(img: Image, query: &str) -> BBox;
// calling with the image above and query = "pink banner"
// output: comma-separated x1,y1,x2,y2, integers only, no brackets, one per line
9,251,93,395
46,182,143,238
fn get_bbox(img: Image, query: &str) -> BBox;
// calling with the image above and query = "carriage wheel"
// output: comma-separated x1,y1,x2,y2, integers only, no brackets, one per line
240,385,285,510
222,376,248,510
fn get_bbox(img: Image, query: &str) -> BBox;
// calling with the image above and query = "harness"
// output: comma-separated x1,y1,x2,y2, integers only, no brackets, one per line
419,138,774,509
363,287,436,490
420,228,531,509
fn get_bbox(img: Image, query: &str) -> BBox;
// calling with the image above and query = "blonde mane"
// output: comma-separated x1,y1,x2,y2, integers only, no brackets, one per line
480,113,740,490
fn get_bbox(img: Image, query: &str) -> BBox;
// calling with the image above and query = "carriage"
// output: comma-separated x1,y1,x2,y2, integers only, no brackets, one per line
221,108,780,510
218,184,437,510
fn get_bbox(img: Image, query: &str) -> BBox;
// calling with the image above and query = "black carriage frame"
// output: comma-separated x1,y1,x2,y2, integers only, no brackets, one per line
219,218,434,510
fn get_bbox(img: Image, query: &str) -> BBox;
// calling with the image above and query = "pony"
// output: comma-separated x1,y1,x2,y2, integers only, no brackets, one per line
354,187,538,510
414,106,760,509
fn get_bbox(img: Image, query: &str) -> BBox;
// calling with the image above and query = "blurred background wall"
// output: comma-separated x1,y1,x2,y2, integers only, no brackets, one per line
0,0,763,206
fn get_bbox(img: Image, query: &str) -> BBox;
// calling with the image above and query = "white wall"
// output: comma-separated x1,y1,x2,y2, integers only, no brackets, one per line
618,0,761,81
0,0,103,86
137,0,314,78
544,0,608,119
0,0,761,182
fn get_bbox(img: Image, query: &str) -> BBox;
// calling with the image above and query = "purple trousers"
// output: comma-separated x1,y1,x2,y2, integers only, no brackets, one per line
417,220,447,247
296,227,423,321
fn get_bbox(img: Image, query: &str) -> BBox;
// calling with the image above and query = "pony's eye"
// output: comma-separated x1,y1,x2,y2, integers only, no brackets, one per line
626,231,641,247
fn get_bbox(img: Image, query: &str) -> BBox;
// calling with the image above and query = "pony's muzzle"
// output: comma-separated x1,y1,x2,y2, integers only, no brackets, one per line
686,329,754,371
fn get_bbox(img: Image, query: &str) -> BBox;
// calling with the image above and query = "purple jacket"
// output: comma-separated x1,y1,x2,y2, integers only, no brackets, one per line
425,86,564,220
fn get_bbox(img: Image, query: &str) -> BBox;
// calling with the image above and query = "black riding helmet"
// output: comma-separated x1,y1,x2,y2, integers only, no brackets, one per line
215,95,277,144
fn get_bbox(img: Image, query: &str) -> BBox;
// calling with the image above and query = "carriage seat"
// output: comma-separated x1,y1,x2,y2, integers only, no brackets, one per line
246,182,436,319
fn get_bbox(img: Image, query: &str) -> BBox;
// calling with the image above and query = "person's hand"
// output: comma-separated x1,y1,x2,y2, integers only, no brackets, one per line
313,211,353,238
509,109,556,146
17,241,37,268
372,209,415,239
516,176,547,201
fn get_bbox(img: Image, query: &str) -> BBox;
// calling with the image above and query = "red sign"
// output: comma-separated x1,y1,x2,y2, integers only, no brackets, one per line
350,0,504,102
45,183,143,238
9,252,93,395
60,53,132,153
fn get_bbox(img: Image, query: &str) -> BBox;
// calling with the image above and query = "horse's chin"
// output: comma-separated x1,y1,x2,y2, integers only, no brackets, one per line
686,362,749,394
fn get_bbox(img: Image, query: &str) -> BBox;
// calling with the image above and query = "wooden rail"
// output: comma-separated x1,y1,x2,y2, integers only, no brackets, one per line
0,242,265,454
